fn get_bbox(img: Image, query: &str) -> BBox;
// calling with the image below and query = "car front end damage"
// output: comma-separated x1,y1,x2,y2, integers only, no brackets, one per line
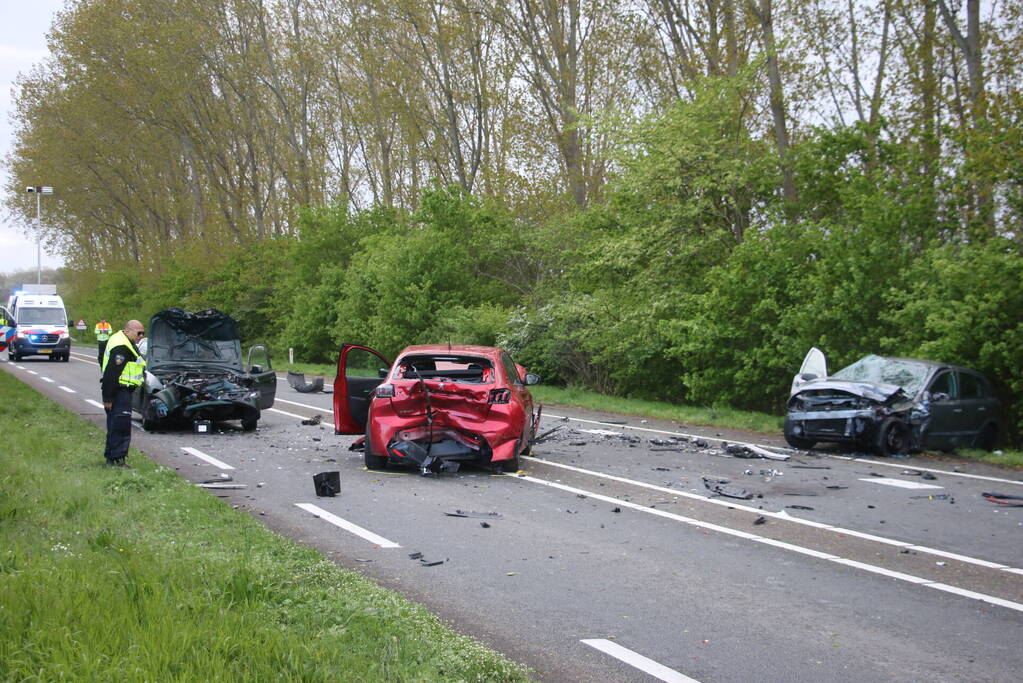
785,380,929,454
364,380,539,474
143,367,261,430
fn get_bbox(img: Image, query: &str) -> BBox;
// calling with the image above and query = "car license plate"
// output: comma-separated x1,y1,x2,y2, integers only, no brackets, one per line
40,349,52,354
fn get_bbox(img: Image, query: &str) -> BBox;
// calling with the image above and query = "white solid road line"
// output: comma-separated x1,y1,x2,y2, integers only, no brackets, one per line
294,503,401,548
523,455,1022,574
58,385,76,393
513,473,1023,614
268,406,317,420
859,477,943,490
181,446,235,470
543,411,1023,488
581,639,699,683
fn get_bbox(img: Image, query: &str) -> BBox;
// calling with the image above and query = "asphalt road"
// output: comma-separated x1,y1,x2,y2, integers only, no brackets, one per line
5,348,1023,682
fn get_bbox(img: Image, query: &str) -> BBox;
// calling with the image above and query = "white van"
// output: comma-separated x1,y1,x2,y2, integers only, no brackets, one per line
3,285,70,362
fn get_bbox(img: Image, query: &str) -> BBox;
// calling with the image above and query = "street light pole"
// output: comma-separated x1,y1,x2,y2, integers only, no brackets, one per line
25,185,54,284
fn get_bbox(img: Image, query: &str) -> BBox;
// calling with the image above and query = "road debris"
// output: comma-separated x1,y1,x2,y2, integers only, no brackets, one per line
532,426,564,444
703,477,755,500
287,371,328,393
301,414,322,426
753,516,766,525
313,471,340,497
786,504,815,510
444,510,502,519
982,492,1023,507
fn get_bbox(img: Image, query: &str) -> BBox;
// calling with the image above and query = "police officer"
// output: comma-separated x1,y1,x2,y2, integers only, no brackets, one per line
101,320,146,467
94,318,112,365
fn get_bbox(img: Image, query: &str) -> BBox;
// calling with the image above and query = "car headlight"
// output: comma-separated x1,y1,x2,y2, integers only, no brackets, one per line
16,330,26,339
59,332,69,340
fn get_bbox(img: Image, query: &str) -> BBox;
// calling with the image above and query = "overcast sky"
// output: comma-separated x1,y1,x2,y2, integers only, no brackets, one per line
1,0,66,276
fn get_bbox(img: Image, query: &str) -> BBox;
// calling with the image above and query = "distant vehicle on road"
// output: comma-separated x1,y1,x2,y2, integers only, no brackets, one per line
785,348,999,456
4,285,70,362
333,344,541,474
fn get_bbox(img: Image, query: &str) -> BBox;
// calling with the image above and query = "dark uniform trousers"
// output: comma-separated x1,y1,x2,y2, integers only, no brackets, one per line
104,388,134,463
97,340,108,367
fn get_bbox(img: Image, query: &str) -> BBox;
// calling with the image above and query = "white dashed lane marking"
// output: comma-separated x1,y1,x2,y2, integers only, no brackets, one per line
41,376,54,382
295,504,401,548
581,639,699,683
58,385,76,393
859,477,943,490
181,447,235,470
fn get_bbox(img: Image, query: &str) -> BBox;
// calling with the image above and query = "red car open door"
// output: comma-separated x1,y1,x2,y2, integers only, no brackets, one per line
333,344,391,434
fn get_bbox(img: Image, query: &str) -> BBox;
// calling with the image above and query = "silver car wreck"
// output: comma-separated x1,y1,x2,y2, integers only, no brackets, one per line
785,348,999,456
133,308,276,431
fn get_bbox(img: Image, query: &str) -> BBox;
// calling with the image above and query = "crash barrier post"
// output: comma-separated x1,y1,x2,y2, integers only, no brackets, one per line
313,471,340,497
289,347,294,364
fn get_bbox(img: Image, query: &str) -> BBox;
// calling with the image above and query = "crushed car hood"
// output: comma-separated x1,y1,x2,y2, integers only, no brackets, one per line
148,308,244,372
791,379,905,403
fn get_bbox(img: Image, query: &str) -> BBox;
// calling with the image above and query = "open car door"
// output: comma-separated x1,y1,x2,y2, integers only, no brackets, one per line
790,347,828,396
333,344,391,434
246,344,277,409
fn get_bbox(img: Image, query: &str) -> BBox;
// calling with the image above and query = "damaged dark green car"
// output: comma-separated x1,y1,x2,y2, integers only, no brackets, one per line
133,308,276,431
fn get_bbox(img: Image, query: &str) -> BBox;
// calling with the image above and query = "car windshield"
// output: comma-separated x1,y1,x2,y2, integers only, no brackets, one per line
17,307,65,325
832,355,930,395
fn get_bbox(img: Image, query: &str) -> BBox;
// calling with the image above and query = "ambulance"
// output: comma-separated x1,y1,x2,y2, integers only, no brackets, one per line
3,285,70,362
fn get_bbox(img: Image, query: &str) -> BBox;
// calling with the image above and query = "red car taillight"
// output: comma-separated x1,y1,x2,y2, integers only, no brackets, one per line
488,388,511,404
375,383,394,398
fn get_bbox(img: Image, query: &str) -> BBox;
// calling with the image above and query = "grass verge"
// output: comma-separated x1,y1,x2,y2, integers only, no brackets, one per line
0,370,532,681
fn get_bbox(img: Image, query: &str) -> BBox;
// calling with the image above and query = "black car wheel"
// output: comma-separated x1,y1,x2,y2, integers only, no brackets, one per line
783,417,816,450
242,415,259,431
140,395,158,431
364,422,387,469
874,417,911,456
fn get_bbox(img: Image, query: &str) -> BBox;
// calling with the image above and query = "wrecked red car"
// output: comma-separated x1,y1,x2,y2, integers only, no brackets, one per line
333,344,541,474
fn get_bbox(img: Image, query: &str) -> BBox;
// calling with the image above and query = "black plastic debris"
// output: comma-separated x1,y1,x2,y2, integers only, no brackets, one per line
791,465,831,470
753,516,767,525
694,439,710,448
703,477,754,500
313,471,340,497
287,371,326,393
480,521,491,528
421,560,444,567
612,507,622,513
724,444,758,459
301,414,322,426
982,492,1023,507
569,441,587,446
786,504,815,510
825,485,848,490
921,472,937,480
445,510,502,519
408,552,424,560
532,426,564,445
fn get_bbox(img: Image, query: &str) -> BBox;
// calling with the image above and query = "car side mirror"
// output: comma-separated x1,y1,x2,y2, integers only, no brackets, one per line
378,368,389,379
251,365,262,374
524,372,541,386
800,372,818,381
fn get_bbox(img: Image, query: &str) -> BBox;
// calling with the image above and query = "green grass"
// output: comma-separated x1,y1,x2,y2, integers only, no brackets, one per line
0,370,532,682
528,385,784,434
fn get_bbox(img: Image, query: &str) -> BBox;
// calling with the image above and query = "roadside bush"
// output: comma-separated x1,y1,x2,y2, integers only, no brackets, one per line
884,238,1023,444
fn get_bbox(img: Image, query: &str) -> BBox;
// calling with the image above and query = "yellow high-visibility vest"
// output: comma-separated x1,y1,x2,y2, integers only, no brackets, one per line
101,330,146,387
